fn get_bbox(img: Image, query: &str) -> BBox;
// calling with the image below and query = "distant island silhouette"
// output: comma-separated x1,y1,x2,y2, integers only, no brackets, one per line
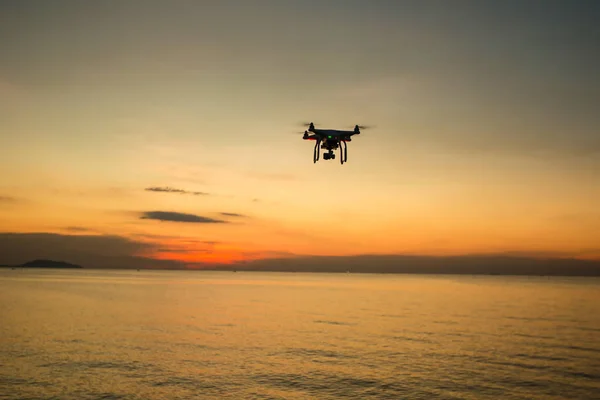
1,259,84,269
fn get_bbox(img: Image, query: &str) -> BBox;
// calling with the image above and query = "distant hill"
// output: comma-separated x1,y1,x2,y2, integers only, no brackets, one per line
19,259,83,269
221,254,600,276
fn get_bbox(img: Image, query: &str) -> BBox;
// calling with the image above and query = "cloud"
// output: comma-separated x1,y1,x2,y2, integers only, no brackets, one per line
62,226,95,233
0,196,18,203
140,211,227,223
145,186,208,196
129,234,222,246
220,212,248,218
0,232,149,257
0,232,188,269
154,247,212,254
184,240,220,245
3,231,598,274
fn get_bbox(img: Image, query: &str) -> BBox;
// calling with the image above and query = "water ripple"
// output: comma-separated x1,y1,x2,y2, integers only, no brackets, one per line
2,271,599,400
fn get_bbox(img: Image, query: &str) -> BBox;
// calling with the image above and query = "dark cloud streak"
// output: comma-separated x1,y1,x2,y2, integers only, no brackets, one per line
145,186,208,196
220,212,247,218
140,211,227,223
0,232,180,269
62,226,94,233
0,232,227,269
0,195,18,203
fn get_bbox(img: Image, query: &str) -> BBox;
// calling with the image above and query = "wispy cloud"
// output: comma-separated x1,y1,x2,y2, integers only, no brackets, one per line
145,186,209,196
176,239,221,246
154,247,212,254
0,196,18,203
62,226,95,233
220,212,248,218
129,233,222,246
140,211,227,223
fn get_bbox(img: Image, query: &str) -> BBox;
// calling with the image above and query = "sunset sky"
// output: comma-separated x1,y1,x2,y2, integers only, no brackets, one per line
1,1,599,268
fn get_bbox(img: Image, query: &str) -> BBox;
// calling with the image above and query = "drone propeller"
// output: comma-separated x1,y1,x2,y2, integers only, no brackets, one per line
298,121,319,127
354,124,374,130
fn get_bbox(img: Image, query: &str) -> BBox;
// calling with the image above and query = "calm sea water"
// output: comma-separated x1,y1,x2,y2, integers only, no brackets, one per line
0,269,599,399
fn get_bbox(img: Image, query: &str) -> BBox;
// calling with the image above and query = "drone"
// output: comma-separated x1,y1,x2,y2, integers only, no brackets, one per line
297,122,371,164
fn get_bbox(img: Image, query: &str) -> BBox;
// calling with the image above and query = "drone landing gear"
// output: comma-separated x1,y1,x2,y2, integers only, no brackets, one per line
339,141,348,164
312,140,348,164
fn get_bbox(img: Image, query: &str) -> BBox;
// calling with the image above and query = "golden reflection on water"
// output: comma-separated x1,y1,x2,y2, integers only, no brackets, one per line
1,269,599,399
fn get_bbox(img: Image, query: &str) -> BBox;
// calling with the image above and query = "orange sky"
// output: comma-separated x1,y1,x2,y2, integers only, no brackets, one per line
1,1,599,267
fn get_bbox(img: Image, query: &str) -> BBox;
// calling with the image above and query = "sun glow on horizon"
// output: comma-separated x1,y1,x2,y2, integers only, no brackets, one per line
1,2,599,268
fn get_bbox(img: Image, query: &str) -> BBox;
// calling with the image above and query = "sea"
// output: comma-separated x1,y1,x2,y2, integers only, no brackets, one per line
0,269,599,399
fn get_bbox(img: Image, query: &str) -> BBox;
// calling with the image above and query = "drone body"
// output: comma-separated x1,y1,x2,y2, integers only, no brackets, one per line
300,122,367,164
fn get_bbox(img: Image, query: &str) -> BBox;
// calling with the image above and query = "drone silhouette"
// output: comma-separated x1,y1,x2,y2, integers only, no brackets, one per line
296,122,371,164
